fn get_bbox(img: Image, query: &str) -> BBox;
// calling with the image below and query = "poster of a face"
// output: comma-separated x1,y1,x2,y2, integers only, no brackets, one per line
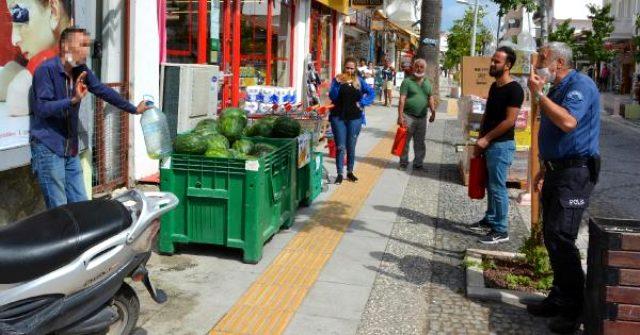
0,0,74,151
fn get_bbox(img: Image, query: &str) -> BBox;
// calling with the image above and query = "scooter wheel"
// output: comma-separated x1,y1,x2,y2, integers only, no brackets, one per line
105,283,140,335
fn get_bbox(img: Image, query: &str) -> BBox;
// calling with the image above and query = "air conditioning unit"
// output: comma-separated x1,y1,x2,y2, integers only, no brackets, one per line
160,63,220,137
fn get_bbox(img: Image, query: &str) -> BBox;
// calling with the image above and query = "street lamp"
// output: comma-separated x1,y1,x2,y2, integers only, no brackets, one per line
456,0,480,56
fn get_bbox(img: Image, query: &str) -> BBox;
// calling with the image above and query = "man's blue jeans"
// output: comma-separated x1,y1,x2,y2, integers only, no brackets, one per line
330,116,362,175
484,140,515,234
31,140,88,209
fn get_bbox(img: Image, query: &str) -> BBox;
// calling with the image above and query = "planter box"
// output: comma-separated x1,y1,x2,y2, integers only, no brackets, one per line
465,249,545,305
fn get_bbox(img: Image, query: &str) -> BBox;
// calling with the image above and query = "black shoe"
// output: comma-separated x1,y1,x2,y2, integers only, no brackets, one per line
399,162,408,169
526,299,562,318
469,219,492,232
347,172,358,182
413,164,423,170
334,175,343,185
479,230,509,244
548,316,581,334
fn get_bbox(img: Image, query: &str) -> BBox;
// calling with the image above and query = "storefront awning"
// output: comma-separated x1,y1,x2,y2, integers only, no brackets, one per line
315,0,350,15
373,9,419,46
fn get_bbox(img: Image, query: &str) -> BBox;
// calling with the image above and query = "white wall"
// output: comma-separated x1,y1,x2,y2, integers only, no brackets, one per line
293,0,311,102
129,0,160,180
553,0,596,21
335,15,345,75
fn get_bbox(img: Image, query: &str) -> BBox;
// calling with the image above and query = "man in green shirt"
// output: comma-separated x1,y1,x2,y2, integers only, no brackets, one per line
397,58,436,169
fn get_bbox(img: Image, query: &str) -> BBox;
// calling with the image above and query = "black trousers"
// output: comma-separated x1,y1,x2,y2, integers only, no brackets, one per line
541,166,594,317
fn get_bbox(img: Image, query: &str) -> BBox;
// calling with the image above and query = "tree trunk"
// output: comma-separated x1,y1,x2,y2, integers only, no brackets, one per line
418,0,442,101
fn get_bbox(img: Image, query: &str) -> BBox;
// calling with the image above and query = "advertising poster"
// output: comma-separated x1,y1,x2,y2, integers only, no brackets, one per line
0,0,75,153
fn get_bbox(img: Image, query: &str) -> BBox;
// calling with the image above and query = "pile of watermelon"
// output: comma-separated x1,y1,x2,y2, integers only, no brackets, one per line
173,108,302,160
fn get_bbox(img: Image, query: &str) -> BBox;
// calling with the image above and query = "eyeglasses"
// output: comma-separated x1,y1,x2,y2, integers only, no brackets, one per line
345,67,355,70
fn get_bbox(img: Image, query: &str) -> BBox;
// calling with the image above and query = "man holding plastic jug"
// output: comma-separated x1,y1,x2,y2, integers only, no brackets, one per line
526,42,601,334
29,27,151,209
469,46,524,245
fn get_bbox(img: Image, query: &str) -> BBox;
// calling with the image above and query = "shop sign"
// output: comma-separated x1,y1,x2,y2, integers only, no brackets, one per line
0,1,76,161
351,0,384,6
297,133,311,168
371,20,384,30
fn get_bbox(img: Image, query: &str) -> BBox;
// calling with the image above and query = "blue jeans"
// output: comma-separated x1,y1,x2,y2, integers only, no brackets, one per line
31,140,88,209
484,140,515,234
330,116,362,175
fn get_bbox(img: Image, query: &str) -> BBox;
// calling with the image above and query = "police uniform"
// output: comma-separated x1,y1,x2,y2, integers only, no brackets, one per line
539,69,600,317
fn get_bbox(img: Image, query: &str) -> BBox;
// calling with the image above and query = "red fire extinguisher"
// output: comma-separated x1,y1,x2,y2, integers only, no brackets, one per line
468,156,487,200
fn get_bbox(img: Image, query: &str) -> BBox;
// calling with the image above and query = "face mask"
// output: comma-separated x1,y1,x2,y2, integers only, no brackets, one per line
536,66,556,83
413,72,425,78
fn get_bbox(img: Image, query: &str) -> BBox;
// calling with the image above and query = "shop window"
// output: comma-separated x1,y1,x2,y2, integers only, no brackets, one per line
239,0,292,101
166,0,222,64
310,4,333,84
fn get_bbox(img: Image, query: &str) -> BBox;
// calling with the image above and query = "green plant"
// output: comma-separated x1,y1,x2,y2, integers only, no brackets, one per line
444,7,493,70
505,273,533,290
481,258,497,271
535,275,554,291
462,259,480,269
519,236,552,277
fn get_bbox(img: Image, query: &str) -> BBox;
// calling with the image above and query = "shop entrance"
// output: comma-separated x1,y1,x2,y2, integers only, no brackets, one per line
91,0,131,195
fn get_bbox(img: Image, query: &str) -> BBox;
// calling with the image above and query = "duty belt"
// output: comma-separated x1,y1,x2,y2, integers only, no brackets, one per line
542,157,589,172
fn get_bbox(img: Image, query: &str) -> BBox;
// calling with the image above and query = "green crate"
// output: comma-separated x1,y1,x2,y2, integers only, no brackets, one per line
158,137,296,263
297,152,324,207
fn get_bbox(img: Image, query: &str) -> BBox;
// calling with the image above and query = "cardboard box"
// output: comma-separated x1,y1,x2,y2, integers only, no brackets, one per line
461,57,495,98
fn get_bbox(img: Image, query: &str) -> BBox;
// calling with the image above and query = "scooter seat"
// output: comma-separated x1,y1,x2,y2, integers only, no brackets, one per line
0,199,132,284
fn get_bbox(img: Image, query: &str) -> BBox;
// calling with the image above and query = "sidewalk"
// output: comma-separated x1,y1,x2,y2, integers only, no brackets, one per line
135,103,551,334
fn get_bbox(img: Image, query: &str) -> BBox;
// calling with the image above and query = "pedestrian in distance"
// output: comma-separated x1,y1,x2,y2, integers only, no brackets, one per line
469,46,524,244
526,42,601,334
328,57,375,184
30,27,152,209
397,58,436,170
364,61,375,90
381,60,395,107
357,58,367,77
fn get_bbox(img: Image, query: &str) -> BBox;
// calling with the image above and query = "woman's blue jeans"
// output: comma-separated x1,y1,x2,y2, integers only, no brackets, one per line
31,140,88,209
330,116,362,175
484,140,515,234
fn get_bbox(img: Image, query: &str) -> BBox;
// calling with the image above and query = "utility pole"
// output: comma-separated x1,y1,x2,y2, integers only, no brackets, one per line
539,0,548,44
457,0,480,56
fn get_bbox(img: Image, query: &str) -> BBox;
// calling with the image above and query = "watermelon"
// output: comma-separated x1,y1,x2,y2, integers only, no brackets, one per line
249,143,277,157
246,118,274,137
195,118,218,131
232,139,254,154
271,116,301,138
204,147,231,158
174,132,208,155
206,134,230,151
221,108,248,125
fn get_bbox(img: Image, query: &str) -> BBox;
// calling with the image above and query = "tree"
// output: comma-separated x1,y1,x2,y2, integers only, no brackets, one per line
580,3,615,74
548,20,577,55
418,0,442,101
491,0,538,41
443,7,493,70
634,13,640,63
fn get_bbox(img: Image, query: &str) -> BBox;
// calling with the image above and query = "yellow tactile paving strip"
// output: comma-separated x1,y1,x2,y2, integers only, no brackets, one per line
209,128,395,335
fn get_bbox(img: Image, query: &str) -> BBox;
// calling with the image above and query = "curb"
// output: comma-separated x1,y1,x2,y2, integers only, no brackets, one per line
465,249,545,306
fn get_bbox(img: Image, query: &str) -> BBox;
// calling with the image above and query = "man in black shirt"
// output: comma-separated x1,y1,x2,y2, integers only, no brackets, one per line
470,46,524,244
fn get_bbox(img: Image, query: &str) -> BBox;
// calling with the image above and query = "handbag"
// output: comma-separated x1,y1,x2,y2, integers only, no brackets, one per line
468,156,487,200
391,126,407,156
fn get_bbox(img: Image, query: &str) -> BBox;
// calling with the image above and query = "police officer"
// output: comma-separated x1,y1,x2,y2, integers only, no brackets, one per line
526,42,600,333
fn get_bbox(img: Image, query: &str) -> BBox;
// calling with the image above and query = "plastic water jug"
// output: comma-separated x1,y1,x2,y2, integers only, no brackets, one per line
140,95,172,159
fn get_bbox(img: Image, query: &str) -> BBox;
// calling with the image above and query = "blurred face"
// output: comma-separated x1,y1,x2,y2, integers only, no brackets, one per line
8,0,56,59
62,31,90,67
413,61,426,78
535,47,563,83
344,61,356,76
489,51,509,78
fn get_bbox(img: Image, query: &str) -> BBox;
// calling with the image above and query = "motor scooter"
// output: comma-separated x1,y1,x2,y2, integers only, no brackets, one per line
0,189,178,335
